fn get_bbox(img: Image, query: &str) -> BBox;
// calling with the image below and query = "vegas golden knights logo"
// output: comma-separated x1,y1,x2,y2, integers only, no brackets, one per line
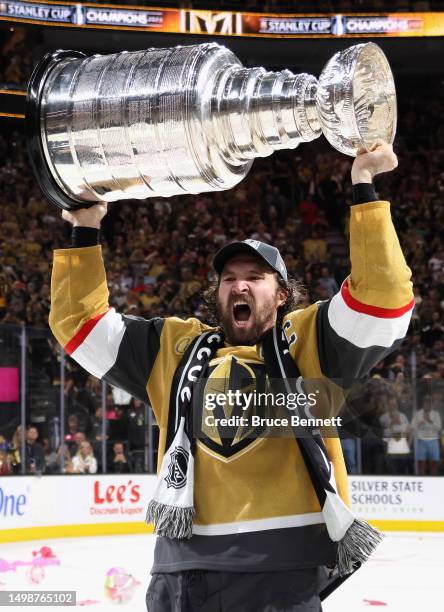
195,355,268,459
165,446,189,489
182,10,241,35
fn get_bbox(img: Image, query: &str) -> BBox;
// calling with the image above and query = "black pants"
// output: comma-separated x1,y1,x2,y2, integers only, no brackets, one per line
146,569,322,612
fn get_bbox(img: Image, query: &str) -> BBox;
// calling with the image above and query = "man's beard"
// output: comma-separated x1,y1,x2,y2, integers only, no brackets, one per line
216,295,278,346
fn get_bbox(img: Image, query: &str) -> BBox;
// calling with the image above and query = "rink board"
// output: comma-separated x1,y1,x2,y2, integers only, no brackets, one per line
1,475,443,542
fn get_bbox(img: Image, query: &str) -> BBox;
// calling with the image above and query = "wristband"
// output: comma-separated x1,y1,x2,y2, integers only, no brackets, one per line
71,226,100,248
352,183,378,205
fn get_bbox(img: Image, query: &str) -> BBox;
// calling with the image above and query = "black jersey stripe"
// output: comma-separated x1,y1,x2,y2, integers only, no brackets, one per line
104,315,164,402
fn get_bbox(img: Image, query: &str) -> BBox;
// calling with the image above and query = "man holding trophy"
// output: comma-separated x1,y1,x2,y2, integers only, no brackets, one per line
27,40,414,611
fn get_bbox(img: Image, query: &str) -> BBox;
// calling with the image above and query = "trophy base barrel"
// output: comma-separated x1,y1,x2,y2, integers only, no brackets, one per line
26,50,95,211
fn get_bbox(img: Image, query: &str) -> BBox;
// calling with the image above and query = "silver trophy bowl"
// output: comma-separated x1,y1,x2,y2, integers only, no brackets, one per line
26,42,396,210
317,43,396,157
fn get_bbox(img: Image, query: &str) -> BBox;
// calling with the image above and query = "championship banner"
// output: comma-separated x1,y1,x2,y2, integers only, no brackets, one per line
82,4,180,31
0,0,76,23
0,0,443,37
241,13,429,37
0,0,183,31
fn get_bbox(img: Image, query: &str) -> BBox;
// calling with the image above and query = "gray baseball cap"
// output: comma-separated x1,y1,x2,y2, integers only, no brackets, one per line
213,239,288,282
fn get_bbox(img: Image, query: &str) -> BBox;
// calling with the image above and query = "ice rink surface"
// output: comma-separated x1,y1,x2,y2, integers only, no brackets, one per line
0,531,442,611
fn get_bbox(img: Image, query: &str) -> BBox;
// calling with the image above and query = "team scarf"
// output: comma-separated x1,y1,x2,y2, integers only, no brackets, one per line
146,325,383,577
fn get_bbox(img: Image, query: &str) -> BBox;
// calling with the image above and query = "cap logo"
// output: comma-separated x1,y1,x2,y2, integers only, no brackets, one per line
244,239,260,250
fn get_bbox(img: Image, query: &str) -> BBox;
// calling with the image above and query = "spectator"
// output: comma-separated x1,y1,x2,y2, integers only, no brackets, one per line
411,396,442,475
0,447,13,475
379,396,412,474
420,311,444,348
72,441,98,474
90,406,109,467
299,192,318,226
90,406,108,441
42,437,58,474
106,392,126,440
110,441,132,474
388,354,408,380
55,445,75,474
64,414,80,446
69,431,86,458
139,284,161,311
356,382,388,475
9,425,22,473
318,266,339,298
338,402,361,475
302,228,327,263
25,426,45,474
177,266,202,301
126,399,146,451
0,433,9,452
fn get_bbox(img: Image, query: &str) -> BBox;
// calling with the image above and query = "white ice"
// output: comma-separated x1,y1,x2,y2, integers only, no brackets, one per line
0,532,442,611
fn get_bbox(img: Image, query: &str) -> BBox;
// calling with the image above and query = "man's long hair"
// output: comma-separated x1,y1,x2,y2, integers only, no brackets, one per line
203,275,305,328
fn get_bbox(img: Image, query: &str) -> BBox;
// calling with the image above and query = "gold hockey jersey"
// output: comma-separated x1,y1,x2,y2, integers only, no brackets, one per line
49,201,414,572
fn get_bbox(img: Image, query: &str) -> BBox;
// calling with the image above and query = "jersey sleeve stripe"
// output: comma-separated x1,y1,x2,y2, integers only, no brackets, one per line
104,316,164,403
328,290,413,349
65,308,111,355
69,308,126,379
341,278,415,318
317,299,406,385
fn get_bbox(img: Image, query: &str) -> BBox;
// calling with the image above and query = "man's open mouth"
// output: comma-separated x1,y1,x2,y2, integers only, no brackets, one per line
232,300,252,325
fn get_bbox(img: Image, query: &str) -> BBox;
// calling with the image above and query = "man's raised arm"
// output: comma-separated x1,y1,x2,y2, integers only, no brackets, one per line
49,204,163,403
316,142,415,386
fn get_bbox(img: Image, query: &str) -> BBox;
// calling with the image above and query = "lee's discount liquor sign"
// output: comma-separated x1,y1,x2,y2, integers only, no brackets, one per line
0,475,158,532
90,478,143,517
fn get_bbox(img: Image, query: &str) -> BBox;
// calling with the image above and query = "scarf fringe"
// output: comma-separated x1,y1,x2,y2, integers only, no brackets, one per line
337,517,384,577
146,500,195,539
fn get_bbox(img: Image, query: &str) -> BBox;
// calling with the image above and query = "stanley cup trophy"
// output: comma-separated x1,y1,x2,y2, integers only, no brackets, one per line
26,42,396,210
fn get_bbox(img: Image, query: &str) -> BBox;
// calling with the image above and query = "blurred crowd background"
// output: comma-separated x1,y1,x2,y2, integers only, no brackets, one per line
0,24,443,478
